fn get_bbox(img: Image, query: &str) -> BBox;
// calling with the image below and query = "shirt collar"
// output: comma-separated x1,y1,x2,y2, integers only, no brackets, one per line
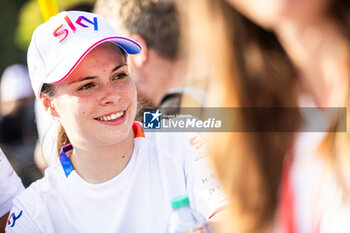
59,122,145,177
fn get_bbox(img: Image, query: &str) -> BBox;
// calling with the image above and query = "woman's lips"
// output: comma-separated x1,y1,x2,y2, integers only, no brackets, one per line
94,110,127,126
95,111,125,121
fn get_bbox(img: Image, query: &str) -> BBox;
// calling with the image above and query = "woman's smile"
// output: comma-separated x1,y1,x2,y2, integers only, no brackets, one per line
94,110,127,126
95,110,125,121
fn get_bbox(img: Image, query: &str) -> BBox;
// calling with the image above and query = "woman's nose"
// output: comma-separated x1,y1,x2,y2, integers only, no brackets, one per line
100,84,121,105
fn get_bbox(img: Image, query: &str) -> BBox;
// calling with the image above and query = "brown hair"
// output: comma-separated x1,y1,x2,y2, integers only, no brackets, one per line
182,1,300,230
95,0,180,60
183,0,350,232
41,83,70,155
329,0,350,201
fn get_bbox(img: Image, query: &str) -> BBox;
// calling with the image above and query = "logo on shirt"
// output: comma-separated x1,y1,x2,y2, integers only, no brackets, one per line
7,210,23,227
143,110,162,129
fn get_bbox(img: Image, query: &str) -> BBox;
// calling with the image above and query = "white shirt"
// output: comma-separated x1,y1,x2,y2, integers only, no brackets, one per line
0,148,24,217
6,123,226,233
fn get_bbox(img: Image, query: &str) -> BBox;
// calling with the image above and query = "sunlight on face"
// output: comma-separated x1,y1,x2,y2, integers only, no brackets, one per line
50,42,137,148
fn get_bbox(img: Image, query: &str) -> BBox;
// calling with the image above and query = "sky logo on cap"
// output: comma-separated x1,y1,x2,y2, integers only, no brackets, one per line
53,15,98,43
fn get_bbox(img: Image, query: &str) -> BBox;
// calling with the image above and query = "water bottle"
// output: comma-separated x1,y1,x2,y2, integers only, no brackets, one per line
167,195,211,233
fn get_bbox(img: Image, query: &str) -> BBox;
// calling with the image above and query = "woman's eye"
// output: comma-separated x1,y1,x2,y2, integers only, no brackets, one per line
78,83,95,91
113,73,127,80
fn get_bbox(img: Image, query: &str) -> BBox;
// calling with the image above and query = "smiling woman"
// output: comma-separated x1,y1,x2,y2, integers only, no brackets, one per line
41,43,137,156
5,11,226,233
40,42,137,184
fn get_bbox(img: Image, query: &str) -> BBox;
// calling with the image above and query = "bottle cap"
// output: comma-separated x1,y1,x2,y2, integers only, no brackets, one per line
170,196,190,209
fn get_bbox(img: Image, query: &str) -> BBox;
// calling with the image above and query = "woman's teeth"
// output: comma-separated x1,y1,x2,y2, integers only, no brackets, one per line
97,111,124,121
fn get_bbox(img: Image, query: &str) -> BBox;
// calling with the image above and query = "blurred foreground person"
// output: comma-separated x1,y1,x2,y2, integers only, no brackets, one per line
182,0,350,232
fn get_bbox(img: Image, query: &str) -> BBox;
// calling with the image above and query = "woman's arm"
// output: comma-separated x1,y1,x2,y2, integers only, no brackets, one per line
0,212,9,233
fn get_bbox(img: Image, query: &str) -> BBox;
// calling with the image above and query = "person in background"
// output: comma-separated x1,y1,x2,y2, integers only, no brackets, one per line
0,64,42,187
6,11,226,232
0,148,24,232
182,0,350,232
95,0,205,115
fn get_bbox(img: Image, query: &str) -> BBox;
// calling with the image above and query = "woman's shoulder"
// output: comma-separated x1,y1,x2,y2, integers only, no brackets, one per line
6,164,64,233
134,121,205,147
141,131,207,165
15,161,66,206
144,131,205,147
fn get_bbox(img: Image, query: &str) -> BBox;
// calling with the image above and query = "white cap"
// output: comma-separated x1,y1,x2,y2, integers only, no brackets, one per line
27,11,142,99
1,64,34,102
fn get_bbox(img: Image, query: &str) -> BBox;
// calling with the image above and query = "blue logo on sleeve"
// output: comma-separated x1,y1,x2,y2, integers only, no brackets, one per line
143,110,162,129
7,210,23,227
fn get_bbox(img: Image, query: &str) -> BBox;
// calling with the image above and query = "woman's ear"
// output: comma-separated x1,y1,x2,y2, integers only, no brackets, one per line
131,34,148,67
40,93,59,117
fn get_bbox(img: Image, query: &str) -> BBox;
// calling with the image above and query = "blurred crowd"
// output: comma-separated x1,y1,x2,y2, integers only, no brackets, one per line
1,0,350,232
0,64,41,187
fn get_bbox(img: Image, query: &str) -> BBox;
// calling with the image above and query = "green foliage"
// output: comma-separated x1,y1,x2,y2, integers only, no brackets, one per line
16,1,43,51
15,0,96,51
0,0,27,75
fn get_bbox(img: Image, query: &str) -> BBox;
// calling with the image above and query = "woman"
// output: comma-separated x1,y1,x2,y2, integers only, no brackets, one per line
5,11,226,232
182,0,350,232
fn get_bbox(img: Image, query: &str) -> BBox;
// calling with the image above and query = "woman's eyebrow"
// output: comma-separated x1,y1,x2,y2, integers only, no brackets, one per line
69,63,127,84
112,63,127,73
70,76,96,84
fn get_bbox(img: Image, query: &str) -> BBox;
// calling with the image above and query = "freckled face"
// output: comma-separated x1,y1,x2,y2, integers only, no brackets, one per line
50,42,137,147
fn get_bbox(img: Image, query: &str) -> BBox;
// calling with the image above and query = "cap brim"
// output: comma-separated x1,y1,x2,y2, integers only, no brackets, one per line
43,36,141,85
112,37,142,55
